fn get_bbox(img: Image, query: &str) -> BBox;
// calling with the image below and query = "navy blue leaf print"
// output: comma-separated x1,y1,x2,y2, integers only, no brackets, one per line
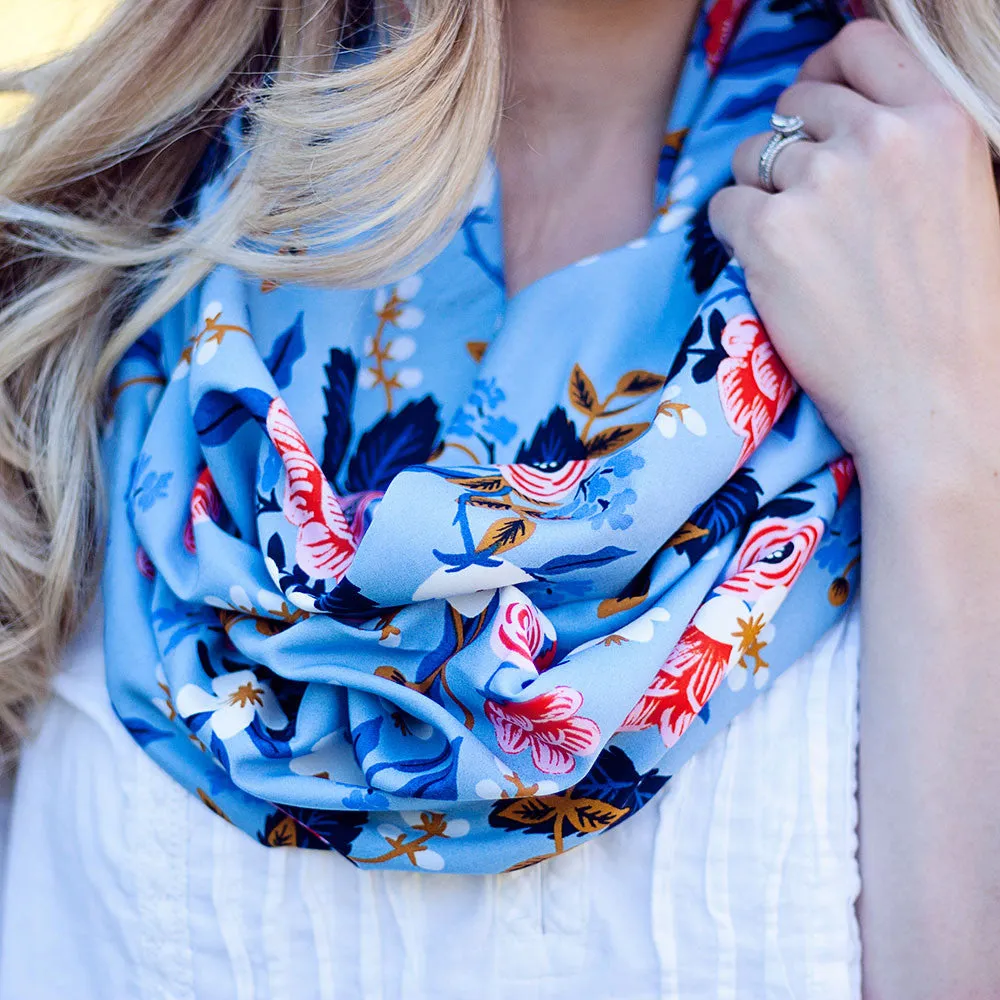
119,717,174,747
193,392,250,445
488,745,668,842
676,468,765,562
264,312,306,389
714,82,786,122
665,316,706,385
515,406,586,468
691,308,729,383
769,0,846,24
321,347,358,485
757,495,815,520
265,533,286,572
313,579,380,620
193,387,272,445
573,745,669,819
772,393,802,439
530,546,635,577
258,804,368,855
345,397,441,493
686,203,732,295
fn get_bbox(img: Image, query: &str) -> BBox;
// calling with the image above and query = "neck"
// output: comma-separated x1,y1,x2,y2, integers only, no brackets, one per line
497,0,703,296
502,0,703,132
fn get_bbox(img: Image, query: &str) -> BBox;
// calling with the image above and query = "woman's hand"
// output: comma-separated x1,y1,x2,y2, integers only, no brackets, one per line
709,18,1000,489
711,21,1000,1000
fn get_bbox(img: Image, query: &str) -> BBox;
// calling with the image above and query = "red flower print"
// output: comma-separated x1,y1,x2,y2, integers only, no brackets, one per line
620,517,824,747
828,457,856,507
619,605,737,748
717,516,824,599
266,398,356,582
183,467,222,554
704,0,752,74
490,589,557,674
485,686,601,775
716,315,795,471
500,460,593,504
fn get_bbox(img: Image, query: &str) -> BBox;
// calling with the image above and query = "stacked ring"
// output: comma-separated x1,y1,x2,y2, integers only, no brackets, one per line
758,112,813,194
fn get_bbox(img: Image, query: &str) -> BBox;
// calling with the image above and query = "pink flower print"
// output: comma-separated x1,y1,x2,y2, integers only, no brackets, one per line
500,459,593,504
136,546,156,582
490,588,557,675
183,467,222,554
266,397,356,582
716,315,795,471
485,686,601,775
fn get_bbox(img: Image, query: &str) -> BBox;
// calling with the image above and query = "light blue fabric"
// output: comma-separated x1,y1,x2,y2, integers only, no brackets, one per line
104,0,861,874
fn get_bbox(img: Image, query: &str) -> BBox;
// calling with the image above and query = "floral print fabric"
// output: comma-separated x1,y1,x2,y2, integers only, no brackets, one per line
104,0,861,874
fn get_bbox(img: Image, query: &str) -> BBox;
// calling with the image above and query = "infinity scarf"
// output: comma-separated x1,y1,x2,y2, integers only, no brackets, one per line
105,0,861,874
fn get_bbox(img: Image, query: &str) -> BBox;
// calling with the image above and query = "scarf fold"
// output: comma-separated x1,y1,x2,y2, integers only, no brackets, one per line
105,0,860,874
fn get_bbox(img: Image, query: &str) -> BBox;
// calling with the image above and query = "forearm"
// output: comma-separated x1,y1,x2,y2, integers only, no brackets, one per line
858,455,1000,999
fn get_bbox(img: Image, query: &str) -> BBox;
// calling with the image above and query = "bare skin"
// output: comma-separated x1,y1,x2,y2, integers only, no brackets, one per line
506,4,1000,998
499,0,701,295
712,21,1000,997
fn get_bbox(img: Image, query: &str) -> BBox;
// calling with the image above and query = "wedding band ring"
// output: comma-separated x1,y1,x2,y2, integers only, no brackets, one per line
758,113,812,194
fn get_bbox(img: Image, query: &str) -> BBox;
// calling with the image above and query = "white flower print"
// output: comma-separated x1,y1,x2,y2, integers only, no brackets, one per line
655,385,708,438
175,670,288,741
289,732,342,778
364,275,426,409
374,811,471,871
657,158,699,234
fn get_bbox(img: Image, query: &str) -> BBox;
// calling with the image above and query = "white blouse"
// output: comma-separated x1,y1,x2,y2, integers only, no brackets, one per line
0,604,862,1000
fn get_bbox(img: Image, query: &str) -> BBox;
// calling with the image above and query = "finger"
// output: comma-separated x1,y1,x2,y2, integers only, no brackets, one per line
708,185,770,259
774,80,873,141
798,19,945,106
732,132,813,191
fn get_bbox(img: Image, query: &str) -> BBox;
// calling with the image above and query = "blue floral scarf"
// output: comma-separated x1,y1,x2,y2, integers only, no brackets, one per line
105,0,861,874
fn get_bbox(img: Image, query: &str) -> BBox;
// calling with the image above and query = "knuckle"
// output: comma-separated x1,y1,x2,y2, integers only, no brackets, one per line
921,98,979,147
838,17,892,49
803,146,845,189
855,106,911,154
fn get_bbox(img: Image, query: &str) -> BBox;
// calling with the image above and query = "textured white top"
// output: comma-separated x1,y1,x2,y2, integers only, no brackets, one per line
0,604,861,1000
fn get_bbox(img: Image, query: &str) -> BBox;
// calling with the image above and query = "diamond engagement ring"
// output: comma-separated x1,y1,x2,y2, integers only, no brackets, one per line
758,112,813,194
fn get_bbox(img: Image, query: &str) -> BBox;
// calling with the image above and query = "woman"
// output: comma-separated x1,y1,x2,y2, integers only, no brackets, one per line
0,0,997,997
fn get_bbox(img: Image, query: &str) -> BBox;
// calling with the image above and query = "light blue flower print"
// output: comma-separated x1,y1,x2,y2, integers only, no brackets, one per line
468,377,505,411
605,450,646,478
126,453,173,516
592,488,638,532
482,414,518,446
446,376,519,462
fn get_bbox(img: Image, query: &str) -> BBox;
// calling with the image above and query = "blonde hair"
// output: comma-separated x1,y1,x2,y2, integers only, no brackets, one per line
0,0,995,746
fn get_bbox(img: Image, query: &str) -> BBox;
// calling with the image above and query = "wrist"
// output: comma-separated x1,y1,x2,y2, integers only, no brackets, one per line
854,423,1000,518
